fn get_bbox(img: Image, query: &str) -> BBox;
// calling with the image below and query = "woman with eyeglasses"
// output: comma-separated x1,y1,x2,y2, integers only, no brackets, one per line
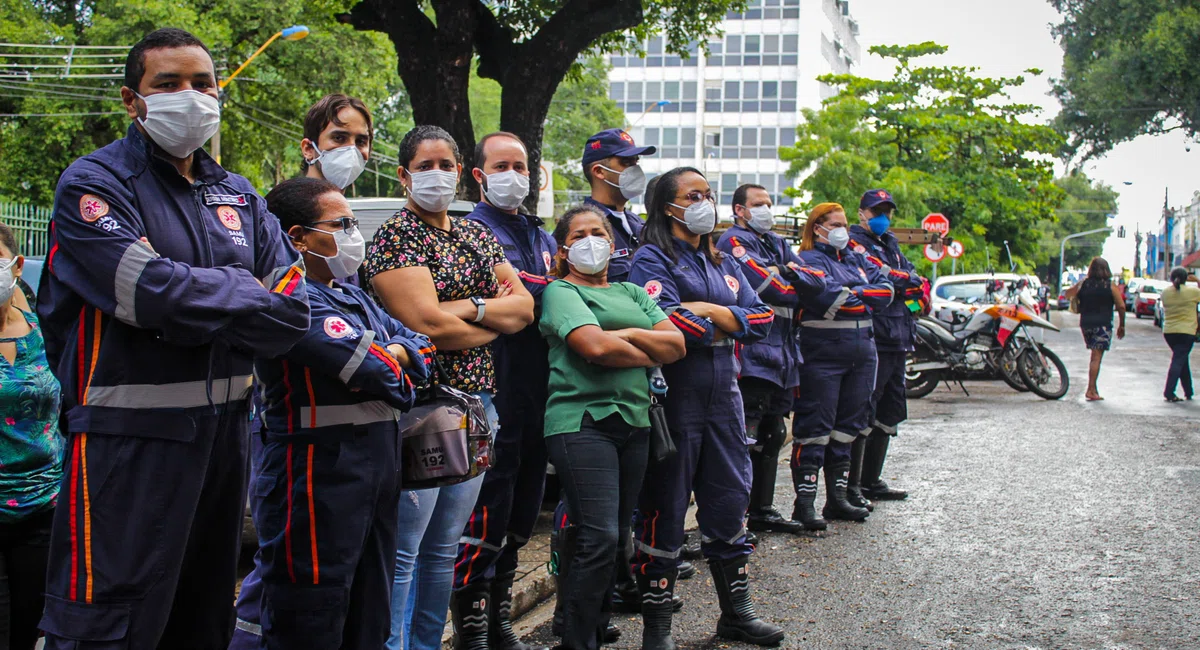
789,203,895,531
627,167,783,650
252,177,435,649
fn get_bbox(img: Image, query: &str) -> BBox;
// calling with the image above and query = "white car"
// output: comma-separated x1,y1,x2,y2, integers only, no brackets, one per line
346,197,478,243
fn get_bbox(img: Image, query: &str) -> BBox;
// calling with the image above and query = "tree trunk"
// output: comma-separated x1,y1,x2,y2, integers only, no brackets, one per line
340,0,481,201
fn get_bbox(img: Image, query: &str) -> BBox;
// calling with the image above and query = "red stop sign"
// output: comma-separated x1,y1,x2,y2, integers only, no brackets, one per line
922,213,950,235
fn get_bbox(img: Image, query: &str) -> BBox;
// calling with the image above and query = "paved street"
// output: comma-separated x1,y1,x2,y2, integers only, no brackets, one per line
522,311,1200,649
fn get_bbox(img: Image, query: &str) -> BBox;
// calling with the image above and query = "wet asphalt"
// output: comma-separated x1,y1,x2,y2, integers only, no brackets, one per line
521,311,1200,649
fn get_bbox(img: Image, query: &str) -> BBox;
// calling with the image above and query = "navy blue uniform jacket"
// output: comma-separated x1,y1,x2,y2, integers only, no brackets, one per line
847,225,924,352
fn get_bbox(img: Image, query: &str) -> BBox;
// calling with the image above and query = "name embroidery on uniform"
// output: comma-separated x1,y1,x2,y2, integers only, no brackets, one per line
613,248,631,259
204,192,248,206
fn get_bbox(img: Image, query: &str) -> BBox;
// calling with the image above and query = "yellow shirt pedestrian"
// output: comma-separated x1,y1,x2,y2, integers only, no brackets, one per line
1161,284,1200,335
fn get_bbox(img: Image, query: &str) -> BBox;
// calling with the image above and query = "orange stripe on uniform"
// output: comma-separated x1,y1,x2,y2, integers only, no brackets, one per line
80,308,101,603
461,507,488,586
669,313,706,336
368,344,402,379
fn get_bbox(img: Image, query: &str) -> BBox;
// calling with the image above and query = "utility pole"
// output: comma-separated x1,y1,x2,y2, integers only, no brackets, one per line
1134,227,1143,277
1059,227,1113,295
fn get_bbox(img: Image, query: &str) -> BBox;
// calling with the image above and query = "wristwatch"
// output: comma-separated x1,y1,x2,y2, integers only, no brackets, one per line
470,296,486,323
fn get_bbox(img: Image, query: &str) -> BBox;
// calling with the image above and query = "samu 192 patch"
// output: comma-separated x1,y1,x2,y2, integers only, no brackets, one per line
724,274,740,293
644,280,663,301
323,316,356,339
217,205,242,231
79,194,109,223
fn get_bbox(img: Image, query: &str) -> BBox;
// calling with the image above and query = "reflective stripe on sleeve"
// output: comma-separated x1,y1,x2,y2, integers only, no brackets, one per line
86,374,253,409
773,306,794,319
755,274,775,294
113,241,159,326
823,288,850,320
338,330,376,384
801,319,871,330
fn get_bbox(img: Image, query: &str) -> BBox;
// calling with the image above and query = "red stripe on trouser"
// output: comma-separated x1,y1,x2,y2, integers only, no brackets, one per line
459,507,486,586
68,435,80,600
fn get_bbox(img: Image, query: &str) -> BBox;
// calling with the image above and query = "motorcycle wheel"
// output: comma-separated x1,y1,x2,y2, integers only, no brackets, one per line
905,358,941,399
999,349,1030,392
1017,346,1070,400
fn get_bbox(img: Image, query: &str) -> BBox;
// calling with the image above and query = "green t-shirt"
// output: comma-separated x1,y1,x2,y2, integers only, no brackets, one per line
540,280,669,437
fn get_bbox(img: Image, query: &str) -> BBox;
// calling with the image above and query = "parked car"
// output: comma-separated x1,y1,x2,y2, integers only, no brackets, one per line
1056,291,1070,311
1132,280,1170,318
931,273,1024,312
1154,295,1200,329
346,197,477,243
1124,278,1147,311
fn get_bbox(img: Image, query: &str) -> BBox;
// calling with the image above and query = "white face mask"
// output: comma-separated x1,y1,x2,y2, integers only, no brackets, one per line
820,224,850,250
566,236,612,275
0,258,17,305
312,144,367,190
746,205,775,234
482,170,530,211
599,164,647,200
407,169,458,213
305,227,365,279
137,90,221,159
668,200,717,236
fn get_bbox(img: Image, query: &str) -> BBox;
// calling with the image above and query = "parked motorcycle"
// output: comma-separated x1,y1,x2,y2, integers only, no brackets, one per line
906,280,1069,400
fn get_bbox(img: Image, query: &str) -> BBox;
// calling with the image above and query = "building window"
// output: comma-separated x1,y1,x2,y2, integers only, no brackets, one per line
783,35,799,53
646,82,662,102
744,81,759,99
610,82,624,101
683,82,698,101
628,82,643,101
745,35,761,54
664,81,680,101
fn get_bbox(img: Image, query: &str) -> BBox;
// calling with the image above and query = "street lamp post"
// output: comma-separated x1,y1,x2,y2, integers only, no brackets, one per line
1059,227,1112,294
211,25,310,163
627,100,670,130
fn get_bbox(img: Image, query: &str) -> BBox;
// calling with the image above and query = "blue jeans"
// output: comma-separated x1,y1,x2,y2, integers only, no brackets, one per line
387,392,496,650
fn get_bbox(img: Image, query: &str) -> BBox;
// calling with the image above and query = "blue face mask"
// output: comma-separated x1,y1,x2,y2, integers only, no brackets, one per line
868,215,891,236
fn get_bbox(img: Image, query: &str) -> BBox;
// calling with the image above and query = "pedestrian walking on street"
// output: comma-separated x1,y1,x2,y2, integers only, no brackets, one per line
541,206,684,650
0,224,62,650
1160,266,1200,402
1063,257,1125,401
35,28,310,649
252,178,435,650
848,189,928,507
628,167,784,649
364,125,534,650
790,203,894,530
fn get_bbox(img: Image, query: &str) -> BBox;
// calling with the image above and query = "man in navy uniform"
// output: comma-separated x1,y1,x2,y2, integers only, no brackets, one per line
35,28,309,649
581,129,656,283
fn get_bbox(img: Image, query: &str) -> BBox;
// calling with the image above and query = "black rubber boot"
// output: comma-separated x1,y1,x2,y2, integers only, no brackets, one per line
846,436,874,511
680,533,702,560
861,431,908,500
708,557,785,646
491,570,547,650
677,559,697,580
450,580,491,650
822,460,870,521
612,536,684,615
790,464,827,531
637,570,678,650
748,449,805,534
550,524,576,637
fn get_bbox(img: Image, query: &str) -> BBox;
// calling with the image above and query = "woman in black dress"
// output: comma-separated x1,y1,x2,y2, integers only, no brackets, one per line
1064,257,1126,400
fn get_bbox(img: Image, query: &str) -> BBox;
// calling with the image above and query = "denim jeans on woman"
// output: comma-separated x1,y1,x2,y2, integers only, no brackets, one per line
1164,333,1196,399
547,413,650,650
387,392,496,650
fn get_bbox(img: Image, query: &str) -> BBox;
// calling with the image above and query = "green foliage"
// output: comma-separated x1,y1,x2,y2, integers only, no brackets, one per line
1033,173,1120,281
780,42,1066,276
0,0,406,204
1051,0,1200,161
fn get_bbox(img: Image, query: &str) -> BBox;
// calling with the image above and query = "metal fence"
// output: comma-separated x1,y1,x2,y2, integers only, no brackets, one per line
0,202,52,257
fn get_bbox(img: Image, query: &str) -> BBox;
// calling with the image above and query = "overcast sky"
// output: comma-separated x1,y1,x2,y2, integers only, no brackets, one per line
850,0,1195,271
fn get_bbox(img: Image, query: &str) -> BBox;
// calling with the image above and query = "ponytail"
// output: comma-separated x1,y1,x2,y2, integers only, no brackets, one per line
1170,266,1188,290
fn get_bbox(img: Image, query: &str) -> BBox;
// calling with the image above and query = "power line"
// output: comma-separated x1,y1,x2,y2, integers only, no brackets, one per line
0,43,129,50
0,110,123,117
0,82,117,102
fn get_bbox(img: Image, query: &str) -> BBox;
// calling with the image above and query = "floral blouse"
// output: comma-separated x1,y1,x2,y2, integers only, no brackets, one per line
364,208,507,393
0,310,63,523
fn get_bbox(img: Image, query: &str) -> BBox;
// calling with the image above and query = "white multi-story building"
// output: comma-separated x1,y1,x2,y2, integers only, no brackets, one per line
607,0,860,217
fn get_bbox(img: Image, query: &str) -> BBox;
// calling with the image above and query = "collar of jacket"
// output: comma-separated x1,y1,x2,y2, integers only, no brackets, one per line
118,122,228,185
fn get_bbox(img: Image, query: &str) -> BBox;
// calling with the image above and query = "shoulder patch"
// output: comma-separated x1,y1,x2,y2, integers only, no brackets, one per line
217,205,242,231
79,194,109,223
543,250,553,271
731,245,747,258
724,274,740,293
644,280,663,301
323,316,356,339
851,242,867,254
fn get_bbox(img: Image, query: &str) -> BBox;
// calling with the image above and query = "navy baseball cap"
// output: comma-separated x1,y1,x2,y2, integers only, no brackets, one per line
582,128,657,167
860,188,896,211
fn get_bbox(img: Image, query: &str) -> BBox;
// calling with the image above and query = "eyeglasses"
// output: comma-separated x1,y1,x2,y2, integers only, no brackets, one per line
675,190,715,203
309,217,359,233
